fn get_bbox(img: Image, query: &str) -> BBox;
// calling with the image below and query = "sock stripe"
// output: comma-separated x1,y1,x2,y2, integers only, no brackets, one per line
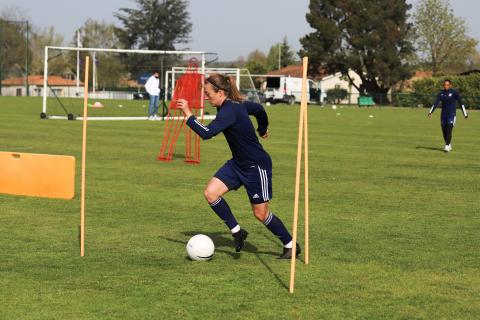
263,212,273,226
210,197,222,207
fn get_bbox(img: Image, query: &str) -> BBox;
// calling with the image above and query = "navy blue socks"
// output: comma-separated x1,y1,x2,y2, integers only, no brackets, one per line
263,212,293,248
209,197,240,232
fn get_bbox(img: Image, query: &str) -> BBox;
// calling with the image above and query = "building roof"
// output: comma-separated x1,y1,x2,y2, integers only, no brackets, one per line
267,65,304,78
1,75,81,86
267,65,327,80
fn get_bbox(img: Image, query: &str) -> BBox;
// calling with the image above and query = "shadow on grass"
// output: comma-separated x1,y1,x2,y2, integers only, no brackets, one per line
159,231,289,289
416,146,445,152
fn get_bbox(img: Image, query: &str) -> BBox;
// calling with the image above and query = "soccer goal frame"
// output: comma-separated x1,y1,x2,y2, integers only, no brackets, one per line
41,46,206,121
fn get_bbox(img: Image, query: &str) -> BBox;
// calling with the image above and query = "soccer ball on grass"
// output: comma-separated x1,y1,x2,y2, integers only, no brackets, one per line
186,234,215,261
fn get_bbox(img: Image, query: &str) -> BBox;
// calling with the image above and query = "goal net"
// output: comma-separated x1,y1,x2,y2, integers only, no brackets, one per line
40,46,208,120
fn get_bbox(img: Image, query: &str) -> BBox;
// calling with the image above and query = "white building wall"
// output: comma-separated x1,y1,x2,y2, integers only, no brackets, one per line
319,70,362,104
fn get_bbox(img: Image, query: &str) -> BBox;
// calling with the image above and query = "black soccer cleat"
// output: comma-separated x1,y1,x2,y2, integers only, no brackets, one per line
279,243,301,259
232,229,248,252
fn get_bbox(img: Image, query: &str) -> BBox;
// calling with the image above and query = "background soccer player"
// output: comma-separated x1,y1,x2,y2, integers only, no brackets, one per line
428,79,468,152
177,73,300,259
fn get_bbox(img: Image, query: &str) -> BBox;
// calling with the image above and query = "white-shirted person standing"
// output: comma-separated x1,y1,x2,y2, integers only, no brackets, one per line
145,71,160,120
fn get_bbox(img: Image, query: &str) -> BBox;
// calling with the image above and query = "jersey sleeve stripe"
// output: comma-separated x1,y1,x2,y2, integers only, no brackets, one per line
193,119,209,132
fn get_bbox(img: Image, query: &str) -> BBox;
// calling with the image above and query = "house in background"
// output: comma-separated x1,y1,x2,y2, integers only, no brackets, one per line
318,70,362,104
263,65,361,104
1,75,81,97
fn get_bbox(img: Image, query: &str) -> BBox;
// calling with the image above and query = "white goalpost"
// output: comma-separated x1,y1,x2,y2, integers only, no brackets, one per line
41,46,206,121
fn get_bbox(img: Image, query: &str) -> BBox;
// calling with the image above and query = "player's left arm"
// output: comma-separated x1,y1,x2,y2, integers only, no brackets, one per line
455,91,468,118
244,101,269,138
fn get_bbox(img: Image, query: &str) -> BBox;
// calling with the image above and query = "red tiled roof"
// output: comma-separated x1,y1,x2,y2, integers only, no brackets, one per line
2,75,81,86
267,65,327,79
268,65,303,78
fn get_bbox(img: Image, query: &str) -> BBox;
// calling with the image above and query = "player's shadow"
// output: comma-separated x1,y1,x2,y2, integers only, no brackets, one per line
158,231,289,289
181,231,279,258
415,146,445,152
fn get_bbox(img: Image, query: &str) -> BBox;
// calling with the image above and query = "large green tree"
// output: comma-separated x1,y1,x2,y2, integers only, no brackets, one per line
115,0,192,79
413,0,477,75
300,0,414,99
0,7,32,81
0,19,30,80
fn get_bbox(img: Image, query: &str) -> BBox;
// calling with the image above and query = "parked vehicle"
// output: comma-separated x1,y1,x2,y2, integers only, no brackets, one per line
264,76,320,105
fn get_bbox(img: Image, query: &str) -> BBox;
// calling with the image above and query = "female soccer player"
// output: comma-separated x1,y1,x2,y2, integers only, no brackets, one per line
177,74,299,259
428,79,468,152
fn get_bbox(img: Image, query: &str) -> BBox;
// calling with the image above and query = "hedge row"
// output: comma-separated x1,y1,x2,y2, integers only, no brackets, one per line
412,73,480,109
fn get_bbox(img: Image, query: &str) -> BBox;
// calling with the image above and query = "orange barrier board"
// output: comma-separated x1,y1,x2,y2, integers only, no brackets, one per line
0,152,75,199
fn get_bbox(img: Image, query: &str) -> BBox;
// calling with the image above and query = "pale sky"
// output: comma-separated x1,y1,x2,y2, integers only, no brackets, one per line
1,0,479,61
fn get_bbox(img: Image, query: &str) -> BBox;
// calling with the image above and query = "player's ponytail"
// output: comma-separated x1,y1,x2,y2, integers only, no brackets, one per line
205,73,244,102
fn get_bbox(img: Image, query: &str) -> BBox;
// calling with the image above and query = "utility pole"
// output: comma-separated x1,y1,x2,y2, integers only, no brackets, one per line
77,30,81,96
25,20,29,96
0,20,3,96
278,42,281,70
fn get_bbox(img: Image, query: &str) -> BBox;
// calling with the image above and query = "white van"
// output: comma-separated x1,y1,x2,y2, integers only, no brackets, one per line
264,76,319,105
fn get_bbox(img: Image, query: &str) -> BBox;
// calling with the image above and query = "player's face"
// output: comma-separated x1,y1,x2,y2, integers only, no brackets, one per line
443,81,451,90
204,83,226,107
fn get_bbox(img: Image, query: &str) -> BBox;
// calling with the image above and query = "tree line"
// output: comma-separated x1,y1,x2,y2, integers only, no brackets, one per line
1,0,478,96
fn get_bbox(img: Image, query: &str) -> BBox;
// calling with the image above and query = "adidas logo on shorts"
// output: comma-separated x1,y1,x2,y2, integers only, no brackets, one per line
252,194,260,199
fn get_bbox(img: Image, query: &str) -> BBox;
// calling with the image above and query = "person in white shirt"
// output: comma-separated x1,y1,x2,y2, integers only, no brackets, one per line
145,71,160,120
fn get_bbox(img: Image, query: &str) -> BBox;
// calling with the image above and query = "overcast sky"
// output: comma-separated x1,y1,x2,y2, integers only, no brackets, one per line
1,0,479,61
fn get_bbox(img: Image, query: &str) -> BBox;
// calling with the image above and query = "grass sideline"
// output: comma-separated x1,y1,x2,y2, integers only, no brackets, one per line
0,96,479,319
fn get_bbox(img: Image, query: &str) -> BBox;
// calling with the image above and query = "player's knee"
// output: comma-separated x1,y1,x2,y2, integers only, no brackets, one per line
253,207,268,222
203,187,218,203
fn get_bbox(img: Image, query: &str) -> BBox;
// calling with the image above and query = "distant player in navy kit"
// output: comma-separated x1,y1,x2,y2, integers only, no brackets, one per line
428,79,468,152
177,73,299,259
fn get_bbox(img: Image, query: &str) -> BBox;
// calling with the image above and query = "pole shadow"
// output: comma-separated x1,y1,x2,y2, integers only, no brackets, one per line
254,253,288,290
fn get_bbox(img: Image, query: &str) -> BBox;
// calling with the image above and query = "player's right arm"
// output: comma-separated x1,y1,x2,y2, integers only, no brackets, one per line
185,107,236,140
428,93,441,117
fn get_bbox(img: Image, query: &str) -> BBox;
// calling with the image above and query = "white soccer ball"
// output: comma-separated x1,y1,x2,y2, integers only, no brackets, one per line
332,105,337,110
186,234,215,261
266,102,271,106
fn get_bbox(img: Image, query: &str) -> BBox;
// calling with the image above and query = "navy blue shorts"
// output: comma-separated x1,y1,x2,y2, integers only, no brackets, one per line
441,115,456,127
214,159,272,204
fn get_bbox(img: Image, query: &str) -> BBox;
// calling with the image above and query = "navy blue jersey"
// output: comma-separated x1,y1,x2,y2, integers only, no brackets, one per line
430,89,468,118
186,100,271,168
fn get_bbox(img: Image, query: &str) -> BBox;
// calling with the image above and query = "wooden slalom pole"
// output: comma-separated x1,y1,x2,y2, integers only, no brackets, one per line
289,56,308,293
80,56,90,257
304,61,310,265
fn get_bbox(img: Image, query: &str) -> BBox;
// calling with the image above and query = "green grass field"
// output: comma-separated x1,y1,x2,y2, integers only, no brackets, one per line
0,96,479,319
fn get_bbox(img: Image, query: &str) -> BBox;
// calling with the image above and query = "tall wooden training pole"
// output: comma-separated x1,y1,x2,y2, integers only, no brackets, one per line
304,63,310,265
289,56,309,293
80,56,90,257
